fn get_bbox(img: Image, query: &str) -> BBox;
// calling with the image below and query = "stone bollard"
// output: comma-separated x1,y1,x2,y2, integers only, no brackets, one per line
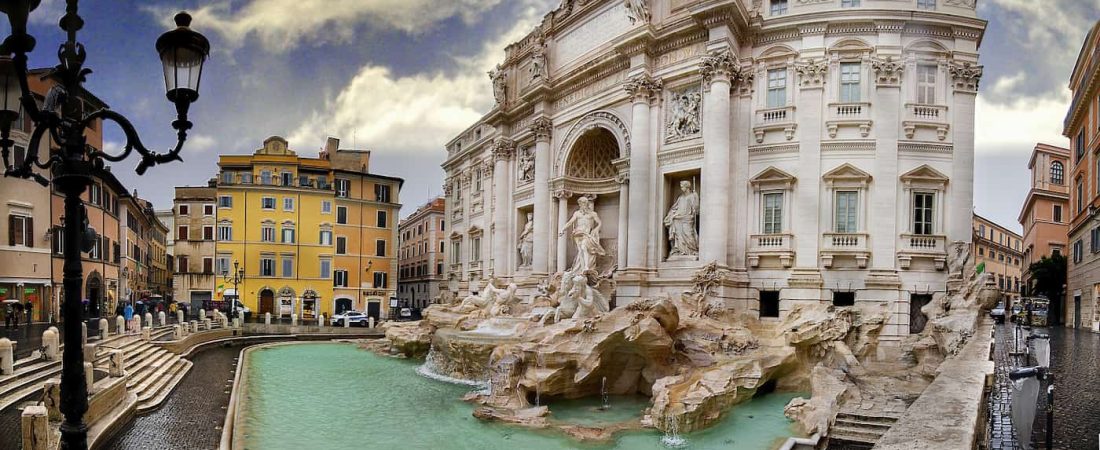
158,311,166,327
144,312,153,328
199,309,206,320
108,349,125,377
191,320,199,333
42,380,61,421
20,405,48,450
344,315,350,328
134,315,142,331
83,343,96,363
291,314,298,326
265,312,271,325
141,328,151,341
173,324,182,339
319,314,325,328
116,315,125,335
98,318,108,340
203,318,212,330
0,338,13,375
84,362,94,393
369,317,376,329
81,322,88,348
43,328,59,361
176,309,184,324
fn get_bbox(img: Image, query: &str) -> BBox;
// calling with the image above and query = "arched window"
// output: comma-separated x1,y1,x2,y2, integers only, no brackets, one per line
1051,161,1064,185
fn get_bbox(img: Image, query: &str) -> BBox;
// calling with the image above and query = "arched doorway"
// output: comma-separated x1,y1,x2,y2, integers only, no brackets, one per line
86,272,103,319
335,297,353,315
259,289,275,316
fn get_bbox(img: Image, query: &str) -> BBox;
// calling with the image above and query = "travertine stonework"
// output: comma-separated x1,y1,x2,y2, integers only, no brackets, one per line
442,0,985,342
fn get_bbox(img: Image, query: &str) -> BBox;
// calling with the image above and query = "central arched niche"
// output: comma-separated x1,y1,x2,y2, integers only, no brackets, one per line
565,127,620,180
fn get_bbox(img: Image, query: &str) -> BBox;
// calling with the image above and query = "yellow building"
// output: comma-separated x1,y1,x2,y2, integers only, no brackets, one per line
216,137,335,319
321,138,402,319
213,136,402,320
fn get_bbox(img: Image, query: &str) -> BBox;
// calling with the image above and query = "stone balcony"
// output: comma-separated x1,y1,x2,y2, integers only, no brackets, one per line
753,105,797,143
820,232,870,268
747,233,795,268
902,103,949,141
897,233,947,270
825,102,872,138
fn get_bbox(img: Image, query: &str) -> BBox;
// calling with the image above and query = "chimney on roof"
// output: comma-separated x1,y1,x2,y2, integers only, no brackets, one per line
325,137,340,155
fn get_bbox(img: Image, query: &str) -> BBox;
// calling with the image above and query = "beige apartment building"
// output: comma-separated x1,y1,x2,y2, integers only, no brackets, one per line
172,185,218,313
397,197,446,311
1019,144,1070,295
972,214,1023,307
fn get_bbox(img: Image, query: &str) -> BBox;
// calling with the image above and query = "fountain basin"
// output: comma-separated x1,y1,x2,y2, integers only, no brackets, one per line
227,342,807,449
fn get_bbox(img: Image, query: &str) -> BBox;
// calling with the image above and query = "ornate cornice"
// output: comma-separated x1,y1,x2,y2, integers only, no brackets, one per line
532,117,553,142
491,138,516,162
872,56,903,86
700,48,740,88
623,73,663,104
949,62,983,93
795,58,828,88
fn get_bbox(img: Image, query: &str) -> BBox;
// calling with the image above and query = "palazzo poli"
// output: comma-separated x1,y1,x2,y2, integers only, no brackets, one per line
443,0,985,342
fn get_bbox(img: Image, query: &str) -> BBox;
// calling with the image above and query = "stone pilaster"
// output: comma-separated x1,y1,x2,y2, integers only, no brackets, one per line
531,117,553,274
491,139,515,276
793,58,827,268
624,74,662,270
554,189,572,272
871,57,902,269
700,49,736,267
949,62,982,243
617,174,630,270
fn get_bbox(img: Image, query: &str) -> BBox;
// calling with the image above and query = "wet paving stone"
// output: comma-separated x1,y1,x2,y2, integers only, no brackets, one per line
989,323,1100,450
104,345,240,450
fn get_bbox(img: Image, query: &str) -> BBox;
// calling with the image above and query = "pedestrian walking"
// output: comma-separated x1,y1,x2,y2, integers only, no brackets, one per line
123,303,134,335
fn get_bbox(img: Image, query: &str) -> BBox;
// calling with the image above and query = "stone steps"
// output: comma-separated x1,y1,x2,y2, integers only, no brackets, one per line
135,359,191,412
829,412,899,445
126,351,175,391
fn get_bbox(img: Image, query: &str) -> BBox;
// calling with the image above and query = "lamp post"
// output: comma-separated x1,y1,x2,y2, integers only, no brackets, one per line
0,2,210,449
223,259,243,320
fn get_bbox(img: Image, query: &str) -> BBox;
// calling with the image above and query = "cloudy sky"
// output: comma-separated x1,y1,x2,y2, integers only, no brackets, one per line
5,0,1099,230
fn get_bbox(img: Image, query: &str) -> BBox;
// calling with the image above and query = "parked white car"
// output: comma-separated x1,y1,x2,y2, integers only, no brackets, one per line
331,311,370,326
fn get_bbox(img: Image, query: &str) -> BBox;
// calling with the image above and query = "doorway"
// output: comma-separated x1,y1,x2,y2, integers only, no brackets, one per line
910,294,933,334
259,289,275,316
366,301,381,321
86,275,102,319
1074,294,1082,329
335,298,353,315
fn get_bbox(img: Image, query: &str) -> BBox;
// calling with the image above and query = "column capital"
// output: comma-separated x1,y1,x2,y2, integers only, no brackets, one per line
795,58,828,88
615,172,629,185
949,61,983,94
531,117,553,142
871,56,903,87
491,138,516,161
624,73,663,104
700,48,740,87
553,189,573,200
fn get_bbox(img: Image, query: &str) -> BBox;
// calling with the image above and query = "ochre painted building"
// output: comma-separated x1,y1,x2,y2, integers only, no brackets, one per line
212,136,402,320
1018,144,1070,295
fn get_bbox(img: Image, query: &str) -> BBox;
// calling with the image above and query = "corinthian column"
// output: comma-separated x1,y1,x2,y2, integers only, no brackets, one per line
555,190,572,271
491,139,515,276
699,49,736,266
624,74,662,270
532,117,553,274
949,62,981,243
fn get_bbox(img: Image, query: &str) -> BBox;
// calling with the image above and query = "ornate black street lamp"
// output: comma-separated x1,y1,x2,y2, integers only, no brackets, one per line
0,1,209,449
223,259,244,320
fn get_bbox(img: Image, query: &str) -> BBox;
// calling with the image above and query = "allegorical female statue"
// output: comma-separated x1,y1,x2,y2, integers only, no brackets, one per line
518,212,535,268
664,180,699,257
559,196,606,273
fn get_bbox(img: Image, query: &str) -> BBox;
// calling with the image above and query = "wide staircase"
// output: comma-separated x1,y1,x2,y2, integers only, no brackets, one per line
0,325,191,414
827,411,900,449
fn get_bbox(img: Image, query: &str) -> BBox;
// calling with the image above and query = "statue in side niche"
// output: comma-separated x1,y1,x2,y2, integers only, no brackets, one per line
665,180,700,258
518,212,535,268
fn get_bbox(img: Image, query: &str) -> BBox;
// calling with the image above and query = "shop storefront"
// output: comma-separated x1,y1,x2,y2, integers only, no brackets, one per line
0,281,50,323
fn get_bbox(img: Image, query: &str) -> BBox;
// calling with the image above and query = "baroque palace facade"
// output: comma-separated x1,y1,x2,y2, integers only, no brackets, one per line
174,136,402,321
443,0,984,342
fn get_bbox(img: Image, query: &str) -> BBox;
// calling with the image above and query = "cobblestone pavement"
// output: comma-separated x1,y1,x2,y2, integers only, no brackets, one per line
104,345,239,450
989,323,1100,450
0,392,37,450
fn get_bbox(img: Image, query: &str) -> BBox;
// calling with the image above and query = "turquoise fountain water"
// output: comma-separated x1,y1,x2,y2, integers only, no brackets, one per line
239,342,806,450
